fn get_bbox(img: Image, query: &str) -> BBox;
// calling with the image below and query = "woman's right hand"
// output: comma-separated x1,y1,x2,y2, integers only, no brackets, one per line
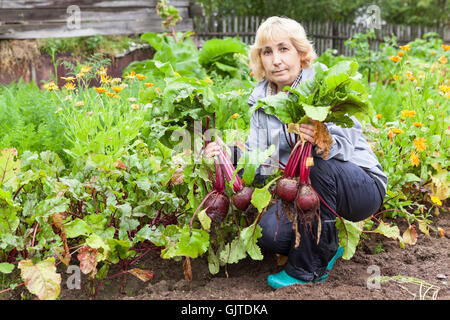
204,142,221,159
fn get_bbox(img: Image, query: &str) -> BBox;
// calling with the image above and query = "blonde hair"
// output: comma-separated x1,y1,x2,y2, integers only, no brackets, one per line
249,16,317,82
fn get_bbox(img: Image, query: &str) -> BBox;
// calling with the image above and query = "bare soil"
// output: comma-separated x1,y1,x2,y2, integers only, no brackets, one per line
56,212,449,301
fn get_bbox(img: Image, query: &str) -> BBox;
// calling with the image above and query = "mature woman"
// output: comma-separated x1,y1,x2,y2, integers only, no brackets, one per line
205,16,387,289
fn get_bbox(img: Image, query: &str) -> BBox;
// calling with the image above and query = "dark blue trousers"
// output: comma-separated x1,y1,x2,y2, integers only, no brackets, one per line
257,157,384,281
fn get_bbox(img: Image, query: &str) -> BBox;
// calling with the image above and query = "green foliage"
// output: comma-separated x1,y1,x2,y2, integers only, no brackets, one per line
0,29,448,299
257,60,373,126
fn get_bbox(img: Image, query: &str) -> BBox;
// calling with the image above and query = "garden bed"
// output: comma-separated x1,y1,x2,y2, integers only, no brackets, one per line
8,211,442,301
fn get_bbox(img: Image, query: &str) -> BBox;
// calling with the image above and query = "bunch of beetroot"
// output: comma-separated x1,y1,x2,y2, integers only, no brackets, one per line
275,137,321,244
190,117,254,232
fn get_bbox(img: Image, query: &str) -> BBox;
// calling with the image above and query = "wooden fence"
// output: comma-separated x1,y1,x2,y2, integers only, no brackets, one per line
193,16,450,55
0,0,197,39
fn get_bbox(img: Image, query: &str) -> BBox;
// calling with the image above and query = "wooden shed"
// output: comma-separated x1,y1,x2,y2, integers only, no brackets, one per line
0,0,200,39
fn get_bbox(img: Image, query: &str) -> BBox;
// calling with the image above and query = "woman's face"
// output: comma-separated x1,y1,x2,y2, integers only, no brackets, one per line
260,37,302,91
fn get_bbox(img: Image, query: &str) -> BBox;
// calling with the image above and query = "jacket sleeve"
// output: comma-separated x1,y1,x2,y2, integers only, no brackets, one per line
318,117,363,161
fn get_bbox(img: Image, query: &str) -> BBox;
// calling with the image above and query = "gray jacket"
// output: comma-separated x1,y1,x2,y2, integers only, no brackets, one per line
241,65,387,195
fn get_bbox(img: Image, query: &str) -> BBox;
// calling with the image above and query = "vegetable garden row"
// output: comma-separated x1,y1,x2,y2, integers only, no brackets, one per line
0,30,448,300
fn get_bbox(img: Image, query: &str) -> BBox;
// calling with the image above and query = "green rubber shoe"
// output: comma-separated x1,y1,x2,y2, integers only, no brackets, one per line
326,246,344,271
267,270,328,290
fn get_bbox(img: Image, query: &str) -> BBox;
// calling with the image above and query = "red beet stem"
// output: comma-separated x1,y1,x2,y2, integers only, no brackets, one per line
217,143,243,193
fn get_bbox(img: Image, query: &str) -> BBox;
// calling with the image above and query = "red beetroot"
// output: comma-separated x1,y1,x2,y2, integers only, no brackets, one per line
232,186,254,211
205,193,230,223
276,178,299,202
296,183,320,212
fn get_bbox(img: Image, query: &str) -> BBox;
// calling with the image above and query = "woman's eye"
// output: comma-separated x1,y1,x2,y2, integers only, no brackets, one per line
263,49,271,55
280,47,288,52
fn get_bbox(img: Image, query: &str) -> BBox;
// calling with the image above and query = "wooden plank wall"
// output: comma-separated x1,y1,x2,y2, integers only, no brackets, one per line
193,16,450,55
0,0,196,39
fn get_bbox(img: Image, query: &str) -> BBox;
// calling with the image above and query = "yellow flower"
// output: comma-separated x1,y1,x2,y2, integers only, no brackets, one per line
97,66,108,76
95,87,107,94
389,56,402,62
430,196,442,206
43,81,59,91
413,122,423,127
64,82,75,91
80,65,91,73
441,44,450,51
376,114,382,119
61,76,75,82
438,55,448,64
410,152,420,167
155,87,161,93
77,65,91,78
136,74,146,80
398,51,404,57
144,82,154,88
125,71,136,80
231,113,240,119
430,51,435,55
399,44,411,52
393,74,399,81
112,86,123,93
439,85,450,94
204,77,214,85
391,128,404,134
414,137,427,152
173,72,181,77
100,74,111,84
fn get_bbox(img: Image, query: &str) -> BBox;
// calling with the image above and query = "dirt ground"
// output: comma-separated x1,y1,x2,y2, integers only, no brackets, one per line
53,212,450,301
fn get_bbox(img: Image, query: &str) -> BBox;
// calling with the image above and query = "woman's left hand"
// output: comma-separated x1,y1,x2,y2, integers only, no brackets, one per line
298,123,315,145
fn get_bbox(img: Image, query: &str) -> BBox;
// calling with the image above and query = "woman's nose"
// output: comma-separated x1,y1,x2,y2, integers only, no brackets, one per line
272,52,282,65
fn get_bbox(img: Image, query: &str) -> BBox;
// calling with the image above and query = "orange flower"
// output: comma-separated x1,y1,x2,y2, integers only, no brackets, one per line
376,114,382,119
106,92,119,98
388,130,393,143
399,44,411,52
95,87,107,94
155,87,161,93
136,74,146,80
144,83,154,88
430,51,435,55
401,109,415,118
438,55,448,64
391,128,404,134
410,152,420,167
250,72,255,76
393,75,399,81
389,56,402,62
112,86,123,93
441,44,450,51
413,122,423,127
398,51,404,57
414,137,427,152
231,113,240,119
